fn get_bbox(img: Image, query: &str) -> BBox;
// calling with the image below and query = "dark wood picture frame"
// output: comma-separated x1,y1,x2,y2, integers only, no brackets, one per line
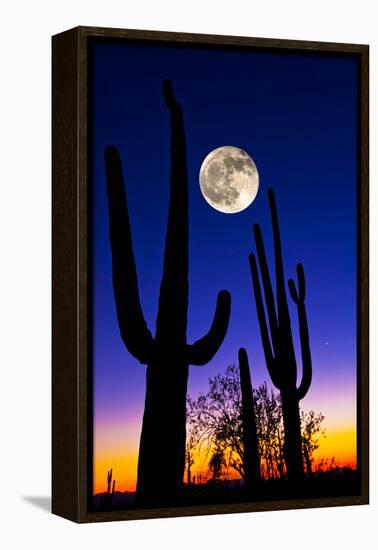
52,26,369,523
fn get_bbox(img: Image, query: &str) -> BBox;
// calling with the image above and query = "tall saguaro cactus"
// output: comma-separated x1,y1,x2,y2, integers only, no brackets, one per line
105,80,231,506
238,348,261,487
249,189,312,482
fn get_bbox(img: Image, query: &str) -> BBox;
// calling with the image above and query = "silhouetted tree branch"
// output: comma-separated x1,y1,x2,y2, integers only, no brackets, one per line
187,365,325,483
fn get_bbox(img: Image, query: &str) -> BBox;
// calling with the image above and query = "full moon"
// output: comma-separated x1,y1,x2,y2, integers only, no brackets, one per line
199,146,259,214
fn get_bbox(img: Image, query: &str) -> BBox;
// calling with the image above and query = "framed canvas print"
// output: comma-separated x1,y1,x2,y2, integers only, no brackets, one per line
52,26,369,523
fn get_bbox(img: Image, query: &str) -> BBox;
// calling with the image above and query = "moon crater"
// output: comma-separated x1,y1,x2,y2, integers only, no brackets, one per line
199,146,259,214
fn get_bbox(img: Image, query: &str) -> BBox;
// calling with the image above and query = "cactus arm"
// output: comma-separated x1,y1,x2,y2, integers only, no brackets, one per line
289,264,312,400
268,188,286,310
296,300,312,400
268,188,291,326
186,290,231,366
249,254,281,389
268,188,297,379
253,223,278,346
155,79,189,346
105,146,155,364
107,469,111,492
288,263,306,303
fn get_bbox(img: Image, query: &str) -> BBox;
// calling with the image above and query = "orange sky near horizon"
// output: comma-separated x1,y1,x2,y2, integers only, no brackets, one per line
93,424,357,494
94,375,357,494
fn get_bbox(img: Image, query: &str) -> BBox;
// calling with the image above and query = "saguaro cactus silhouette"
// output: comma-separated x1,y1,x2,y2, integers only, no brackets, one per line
238,348,261,487
249,189,312,482
101,469,115,509
105,80,231,506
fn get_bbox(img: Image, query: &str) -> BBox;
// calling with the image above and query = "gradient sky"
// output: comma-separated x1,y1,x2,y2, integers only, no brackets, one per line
90,40,358,493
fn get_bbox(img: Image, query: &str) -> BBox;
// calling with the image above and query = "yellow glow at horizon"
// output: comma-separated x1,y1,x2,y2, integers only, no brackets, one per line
312,428,356,466
94,426,357,494
95,453,138,494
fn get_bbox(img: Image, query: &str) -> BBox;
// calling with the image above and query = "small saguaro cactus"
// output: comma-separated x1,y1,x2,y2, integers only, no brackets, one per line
101,469,115,509
105,80,231,506
249,188,312,482
238,348,261,487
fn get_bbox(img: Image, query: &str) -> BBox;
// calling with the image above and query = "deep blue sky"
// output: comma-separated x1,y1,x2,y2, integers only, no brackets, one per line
91,40,358,430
